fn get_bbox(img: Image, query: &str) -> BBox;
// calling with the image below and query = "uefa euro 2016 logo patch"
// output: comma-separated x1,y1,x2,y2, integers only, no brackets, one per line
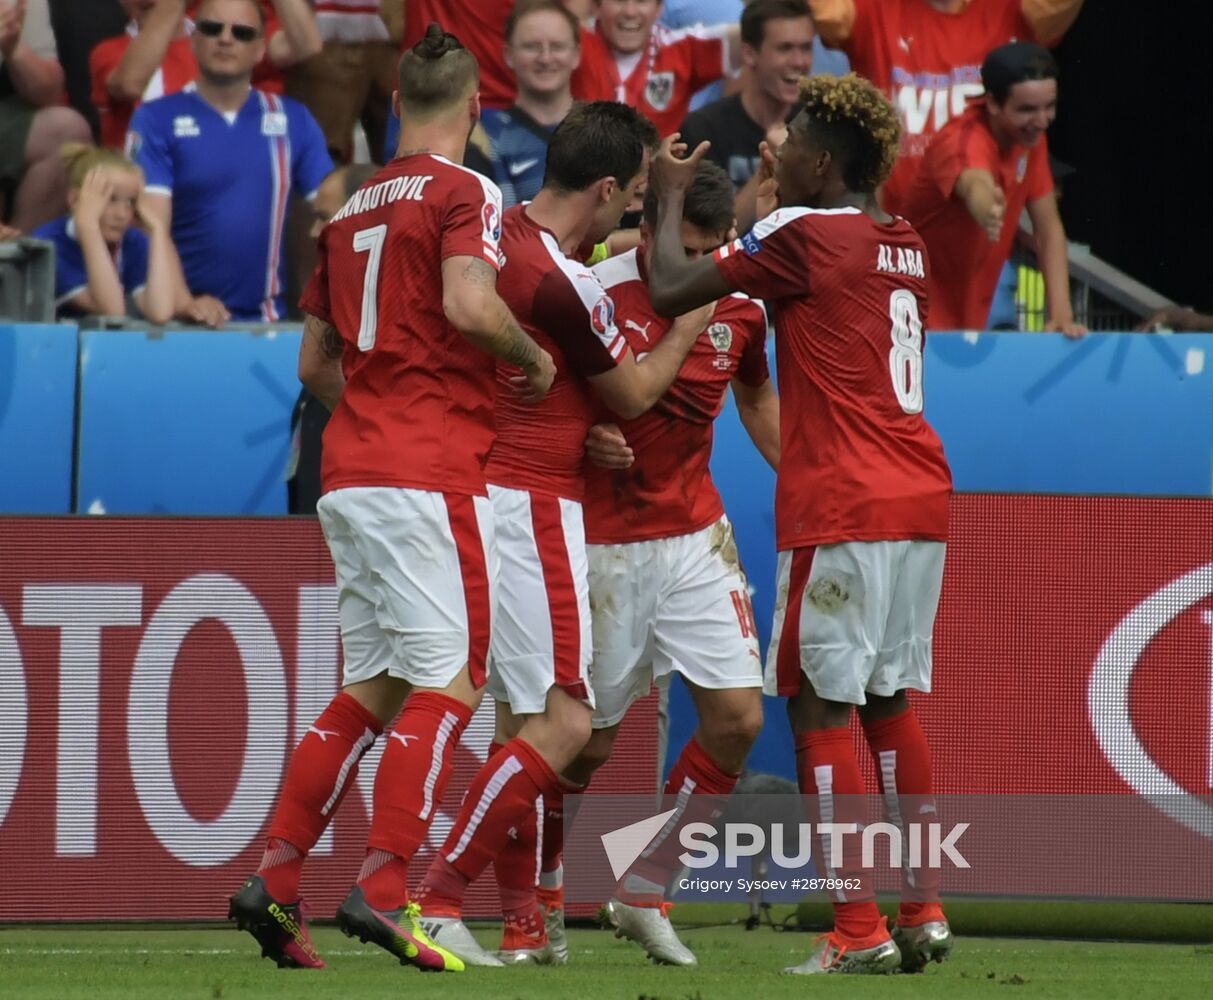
591,295,616,338
482,201,502,243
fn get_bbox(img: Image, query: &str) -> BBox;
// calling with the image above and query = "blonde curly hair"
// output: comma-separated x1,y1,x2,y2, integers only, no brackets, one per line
796,73,901,193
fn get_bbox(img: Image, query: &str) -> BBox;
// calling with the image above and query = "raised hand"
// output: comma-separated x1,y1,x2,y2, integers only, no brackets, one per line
73,168,115,230
755,140,780,221
647,133,712,201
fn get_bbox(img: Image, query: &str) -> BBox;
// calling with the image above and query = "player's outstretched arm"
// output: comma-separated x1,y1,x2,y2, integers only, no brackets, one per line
732,377,780,470
298,313,345,411
588,300,717,420
646,136,737,316
442,255,556,401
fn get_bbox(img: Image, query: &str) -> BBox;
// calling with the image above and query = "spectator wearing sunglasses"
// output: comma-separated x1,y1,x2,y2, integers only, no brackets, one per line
90,1,320,151
127,0,332,326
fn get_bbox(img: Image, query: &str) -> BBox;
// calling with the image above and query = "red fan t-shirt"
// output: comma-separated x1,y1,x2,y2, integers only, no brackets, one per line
897,101,1053,330
810,0,1079,211
572,23,731,137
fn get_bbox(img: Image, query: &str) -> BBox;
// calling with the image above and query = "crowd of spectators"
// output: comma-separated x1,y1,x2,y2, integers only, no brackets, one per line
1,0,1087,334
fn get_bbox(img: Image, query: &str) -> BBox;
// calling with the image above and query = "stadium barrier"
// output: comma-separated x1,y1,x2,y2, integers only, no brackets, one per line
5,324,1212,515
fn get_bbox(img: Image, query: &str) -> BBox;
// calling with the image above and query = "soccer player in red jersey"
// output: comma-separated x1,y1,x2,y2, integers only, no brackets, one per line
411,104,724,967
808,0,1084,211
572,0,742,137
228,24,554,973
897,41,1085,336
643,74,954,974
557,160,780,966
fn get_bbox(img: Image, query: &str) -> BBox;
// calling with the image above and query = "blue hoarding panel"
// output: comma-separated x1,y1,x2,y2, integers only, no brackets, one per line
76,328,302,514
0,323,78,513
927,331,1213,494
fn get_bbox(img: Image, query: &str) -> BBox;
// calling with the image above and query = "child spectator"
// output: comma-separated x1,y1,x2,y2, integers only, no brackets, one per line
33,143,173,322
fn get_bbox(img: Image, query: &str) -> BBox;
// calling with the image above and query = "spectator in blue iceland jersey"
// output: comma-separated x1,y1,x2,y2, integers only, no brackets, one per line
482,0,581,207
127,0,331,325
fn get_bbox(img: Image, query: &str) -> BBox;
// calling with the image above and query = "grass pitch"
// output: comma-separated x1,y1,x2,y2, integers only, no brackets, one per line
1,913,1210,1000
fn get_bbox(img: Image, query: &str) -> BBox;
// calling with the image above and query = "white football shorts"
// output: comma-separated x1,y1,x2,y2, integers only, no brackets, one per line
587,516,762,730
485,484,594,715
765,539,945,704
317,486,495,689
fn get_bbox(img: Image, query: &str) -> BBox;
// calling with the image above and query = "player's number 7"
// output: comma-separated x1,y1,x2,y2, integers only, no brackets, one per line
353,224,388,352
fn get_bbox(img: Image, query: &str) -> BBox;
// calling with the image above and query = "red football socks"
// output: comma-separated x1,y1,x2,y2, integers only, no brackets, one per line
621,738,739,903
795,727,882,941
261,691,382,901
861,707,941,917
418,737,560,913
356,691,473,911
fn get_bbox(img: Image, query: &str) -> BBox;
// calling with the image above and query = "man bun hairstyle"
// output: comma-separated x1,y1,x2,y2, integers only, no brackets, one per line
642,159,735,235
398,23,480,116
796,73,901,193
543,101,659,194
981,41,1059,104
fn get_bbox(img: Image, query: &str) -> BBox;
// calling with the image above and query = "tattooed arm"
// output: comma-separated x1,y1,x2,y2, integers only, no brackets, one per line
298,313,345,412
442,255,556,401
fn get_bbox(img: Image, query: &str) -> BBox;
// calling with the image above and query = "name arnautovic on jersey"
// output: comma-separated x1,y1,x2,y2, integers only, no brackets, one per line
331,174,435,223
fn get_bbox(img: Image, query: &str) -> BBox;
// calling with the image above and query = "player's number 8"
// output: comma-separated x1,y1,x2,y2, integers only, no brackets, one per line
888,289,924,414
352,224,388,351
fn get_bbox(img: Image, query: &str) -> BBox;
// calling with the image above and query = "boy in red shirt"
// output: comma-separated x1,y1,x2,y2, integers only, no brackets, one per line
897,41,1085,334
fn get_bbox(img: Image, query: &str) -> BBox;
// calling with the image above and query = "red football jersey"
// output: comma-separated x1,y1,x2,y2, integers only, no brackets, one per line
713,207,952,549
813,0,1050,211
898,102,1053,330
403,0,516,110
571,23,730,137
300,154,505,495
584,248,769,544
90,28,198,150
484,205,627,502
